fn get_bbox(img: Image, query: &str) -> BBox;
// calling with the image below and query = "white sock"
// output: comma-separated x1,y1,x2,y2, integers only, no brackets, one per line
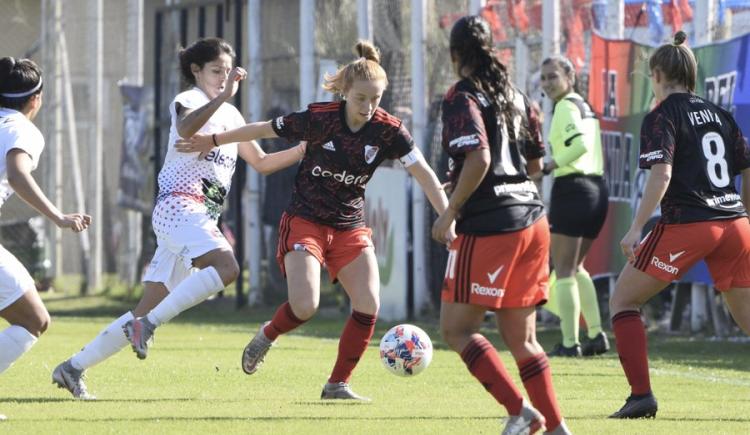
70,311,134,371
0,325,38,374
147,266,224,326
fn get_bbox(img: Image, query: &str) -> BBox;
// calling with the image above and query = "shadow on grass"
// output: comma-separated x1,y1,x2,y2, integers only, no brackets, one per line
20,415,500,423
0,397,194,404
44,295,750,374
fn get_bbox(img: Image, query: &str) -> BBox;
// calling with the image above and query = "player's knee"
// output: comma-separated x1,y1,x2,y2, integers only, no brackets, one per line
291,300,318,320
439,326,466,353
217,258,240,286
25,311,51,337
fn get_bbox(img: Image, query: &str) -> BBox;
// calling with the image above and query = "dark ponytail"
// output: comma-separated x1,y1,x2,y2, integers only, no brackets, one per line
450,16,517,137
0,57,43,110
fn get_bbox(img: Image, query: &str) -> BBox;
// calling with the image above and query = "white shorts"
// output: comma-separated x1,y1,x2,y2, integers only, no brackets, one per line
143,198,232,290
0,244,35,311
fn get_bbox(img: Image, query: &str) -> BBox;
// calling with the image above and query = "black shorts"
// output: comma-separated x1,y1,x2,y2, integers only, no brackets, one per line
549,174,608,239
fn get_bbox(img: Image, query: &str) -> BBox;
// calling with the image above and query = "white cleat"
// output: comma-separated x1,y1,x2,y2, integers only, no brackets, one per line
502,400,545,435
52,360,96,400
320,382,371,402
543,419,572,435
241,321,274,375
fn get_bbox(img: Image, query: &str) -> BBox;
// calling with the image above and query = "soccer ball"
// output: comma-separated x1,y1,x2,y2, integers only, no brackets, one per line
379,324,433,377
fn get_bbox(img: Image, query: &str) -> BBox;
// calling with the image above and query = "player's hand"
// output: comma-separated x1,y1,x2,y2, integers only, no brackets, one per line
219,67,247,101
175,134,215,157
529,171,544,182
620,226,642,263
56,213,91,233
432,208,457,246
441,181,453,195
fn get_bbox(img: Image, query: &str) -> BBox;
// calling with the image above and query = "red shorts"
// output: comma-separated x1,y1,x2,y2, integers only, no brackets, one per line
441,217,550,309
633,217,750,291
276,213,373,282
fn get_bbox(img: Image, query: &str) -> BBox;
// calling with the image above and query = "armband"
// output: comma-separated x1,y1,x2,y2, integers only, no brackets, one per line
398,148,423,168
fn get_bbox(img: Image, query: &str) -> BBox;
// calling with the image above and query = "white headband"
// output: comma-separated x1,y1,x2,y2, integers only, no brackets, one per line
1,78,43,98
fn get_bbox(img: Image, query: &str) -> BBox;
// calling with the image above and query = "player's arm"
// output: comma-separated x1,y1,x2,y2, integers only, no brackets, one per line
238,140,306,175
176,67,247,139
741,167,750,209
431,148,489,244
6,149,90,232
620,163,672,261
174,121,278,154
404,149,449,214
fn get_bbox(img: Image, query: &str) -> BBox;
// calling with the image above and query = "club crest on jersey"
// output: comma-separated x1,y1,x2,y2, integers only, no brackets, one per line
364,145,379,164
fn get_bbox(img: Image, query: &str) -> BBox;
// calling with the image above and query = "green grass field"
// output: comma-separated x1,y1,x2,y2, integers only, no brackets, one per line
1,292,749,434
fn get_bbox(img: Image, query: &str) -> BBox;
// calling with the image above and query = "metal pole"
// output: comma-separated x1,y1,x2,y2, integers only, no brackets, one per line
609,0,625,39
695,0,715,44
357,0,373,41
469,0,486,14
124,0,144,287
59,33,92,292
300,0,316,109
541,0,560,203
411,0,427,318
88,0,103,292
52,0,63,279
245,0,262,306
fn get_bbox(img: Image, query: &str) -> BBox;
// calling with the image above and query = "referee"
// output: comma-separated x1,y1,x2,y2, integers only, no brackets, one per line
535,55,609,357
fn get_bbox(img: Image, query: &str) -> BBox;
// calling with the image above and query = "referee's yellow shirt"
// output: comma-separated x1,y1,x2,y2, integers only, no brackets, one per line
548,92,604,177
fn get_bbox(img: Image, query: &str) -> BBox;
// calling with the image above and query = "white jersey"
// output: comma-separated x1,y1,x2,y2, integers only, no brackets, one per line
0,108,45,209
158,87,244,220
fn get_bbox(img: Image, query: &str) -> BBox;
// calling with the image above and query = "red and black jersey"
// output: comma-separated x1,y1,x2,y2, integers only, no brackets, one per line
271,101,413,229
639,93,750,224
441,79,545,234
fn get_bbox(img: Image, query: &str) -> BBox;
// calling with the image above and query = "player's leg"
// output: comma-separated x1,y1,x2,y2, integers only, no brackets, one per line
608,263,666,418
497,307,567,434
242,250,321,375
319,247,377,401
548,233,582,356
576,238,608,355
723,288,750,335
441,301,530,424
124,247,234,359
0,289,48,374
53,281,170,399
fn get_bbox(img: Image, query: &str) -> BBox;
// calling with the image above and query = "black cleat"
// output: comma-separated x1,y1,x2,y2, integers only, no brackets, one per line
582,332,610,356
609,393,658,419
546,343,582,357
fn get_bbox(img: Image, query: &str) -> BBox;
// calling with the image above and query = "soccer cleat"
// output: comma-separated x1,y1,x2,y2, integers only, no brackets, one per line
502,400,545,435
320,382,371,401
241,321,274,375
609,393,658,419
546,343,582,357
581,332,610,356
122,317,156,360
543,420,572,435
52,360,96,400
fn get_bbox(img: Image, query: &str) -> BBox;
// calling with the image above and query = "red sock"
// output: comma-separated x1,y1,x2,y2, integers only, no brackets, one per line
264,302,306,341
328,310,376,383
460,336,523,416
518,353,562,431
612,310,651,395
